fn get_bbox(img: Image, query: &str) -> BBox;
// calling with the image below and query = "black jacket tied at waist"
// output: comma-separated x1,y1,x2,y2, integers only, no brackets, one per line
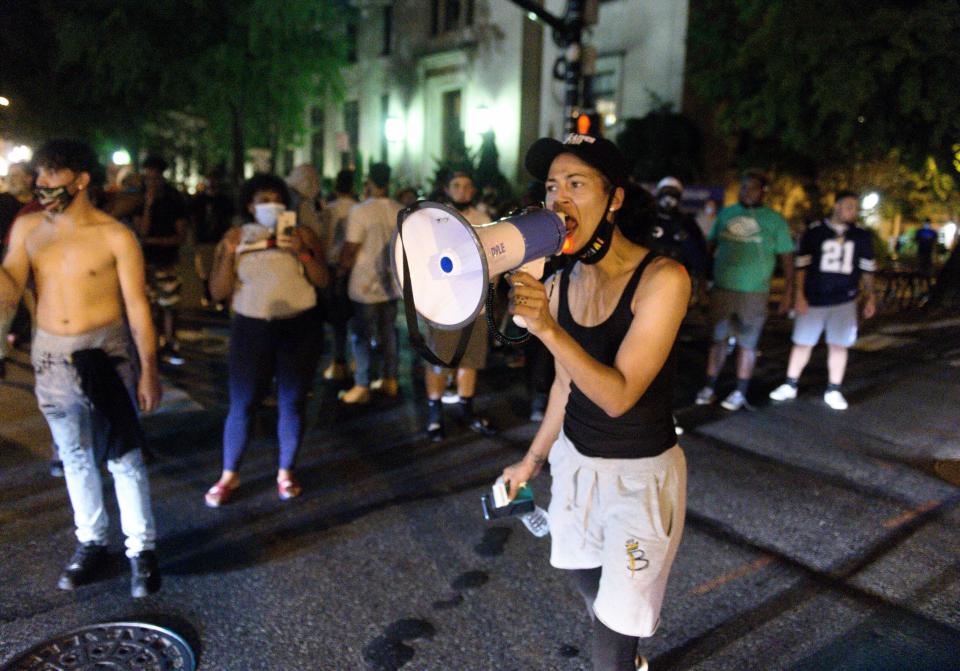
72,348,145,464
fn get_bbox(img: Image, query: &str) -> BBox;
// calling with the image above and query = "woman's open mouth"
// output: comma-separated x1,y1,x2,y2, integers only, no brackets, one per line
561,215,579,253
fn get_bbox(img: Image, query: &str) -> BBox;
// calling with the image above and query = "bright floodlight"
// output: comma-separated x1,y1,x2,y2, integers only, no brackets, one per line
861,192,880,210
112,149,132,166
384,117,404,143
8,145,32,163
942,222,957,249
474,106,492,134
0,96,9,106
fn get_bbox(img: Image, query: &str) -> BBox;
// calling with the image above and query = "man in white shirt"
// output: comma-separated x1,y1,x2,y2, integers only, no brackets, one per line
338,163,402,404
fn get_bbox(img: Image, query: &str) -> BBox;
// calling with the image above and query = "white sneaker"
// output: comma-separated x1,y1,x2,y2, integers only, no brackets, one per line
823,390,848,410
721,389,746,411
769,383,798,402
441,389,461,405
695,386,716,405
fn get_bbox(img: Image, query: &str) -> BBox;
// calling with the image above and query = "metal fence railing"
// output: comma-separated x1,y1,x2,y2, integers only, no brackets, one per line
876,269,933,312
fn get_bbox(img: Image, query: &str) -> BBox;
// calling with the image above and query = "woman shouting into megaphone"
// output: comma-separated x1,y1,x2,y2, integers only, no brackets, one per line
501,135,690,671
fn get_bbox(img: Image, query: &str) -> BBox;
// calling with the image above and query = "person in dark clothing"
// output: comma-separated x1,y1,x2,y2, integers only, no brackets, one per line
191,170,235,309
318,169,358,381
136,155,188,364
500,135,690,671
0,163,35,244
0,161,37,379
915,219,938,276
646,177,709,280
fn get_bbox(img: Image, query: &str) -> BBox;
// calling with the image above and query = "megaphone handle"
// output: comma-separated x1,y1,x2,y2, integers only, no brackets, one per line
486,282,531,346
509,258,545,331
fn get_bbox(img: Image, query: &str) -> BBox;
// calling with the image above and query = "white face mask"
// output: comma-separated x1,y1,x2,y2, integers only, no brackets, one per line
253,202,285,228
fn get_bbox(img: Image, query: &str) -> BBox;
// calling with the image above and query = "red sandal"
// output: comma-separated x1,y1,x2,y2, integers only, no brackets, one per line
277,476,301,501
204,481,238,508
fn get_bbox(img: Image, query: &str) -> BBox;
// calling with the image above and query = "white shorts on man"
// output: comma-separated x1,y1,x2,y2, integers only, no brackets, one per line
792,300,858,347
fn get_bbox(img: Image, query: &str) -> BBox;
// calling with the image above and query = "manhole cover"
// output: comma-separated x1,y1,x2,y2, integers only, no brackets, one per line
2,622,196,671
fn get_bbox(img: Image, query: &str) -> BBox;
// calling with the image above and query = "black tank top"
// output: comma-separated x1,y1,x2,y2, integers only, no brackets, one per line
559,253,677,459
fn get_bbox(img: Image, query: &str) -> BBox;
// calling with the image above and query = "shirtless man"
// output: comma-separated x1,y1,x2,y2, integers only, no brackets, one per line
0,139,162,598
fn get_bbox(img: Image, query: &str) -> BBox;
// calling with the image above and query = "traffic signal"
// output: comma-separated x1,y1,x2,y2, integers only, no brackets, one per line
576,112,602,138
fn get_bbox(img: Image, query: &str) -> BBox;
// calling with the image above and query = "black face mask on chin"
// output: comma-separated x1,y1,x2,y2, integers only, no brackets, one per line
451,200,472,212
572,191,617,265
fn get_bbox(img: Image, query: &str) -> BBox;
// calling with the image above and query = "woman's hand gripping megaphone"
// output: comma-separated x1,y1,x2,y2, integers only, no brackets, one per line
507,270,557,339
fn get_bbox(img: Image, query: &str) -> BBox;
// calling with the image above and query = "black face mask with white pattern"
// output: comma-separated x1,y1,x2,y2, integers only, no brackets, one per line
35,183,79,215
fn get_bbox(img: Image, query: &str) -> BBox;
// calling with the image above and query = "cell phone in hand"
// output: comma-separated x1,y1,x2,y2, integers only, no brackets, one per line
480,479,535,520
276,211,297,246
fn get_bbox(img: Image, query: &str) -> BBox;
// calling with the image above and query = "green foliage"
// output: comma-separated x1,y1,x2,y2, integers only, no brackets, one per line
1,0,350,180
615,107,703,183
688,0,960,172
818,151,960,224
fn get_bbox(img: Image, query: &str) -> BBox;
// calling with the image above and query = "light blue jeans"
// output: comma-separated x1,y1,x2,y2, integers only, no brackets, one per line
33,322,156,557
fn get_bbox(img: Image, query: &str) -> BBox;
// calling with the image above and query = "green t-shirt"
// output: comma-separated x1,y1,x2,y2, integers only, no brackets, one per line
708,204,793,292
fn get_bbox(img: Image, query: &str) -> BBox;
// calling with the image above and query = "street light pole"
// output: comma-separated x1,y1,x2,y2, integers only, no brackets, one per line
508,0,596,137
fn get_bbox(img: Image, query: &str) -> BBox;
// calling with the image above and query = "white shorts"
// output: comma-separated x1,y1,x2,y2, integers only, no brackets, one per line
792,300,858,347
547,431,687,637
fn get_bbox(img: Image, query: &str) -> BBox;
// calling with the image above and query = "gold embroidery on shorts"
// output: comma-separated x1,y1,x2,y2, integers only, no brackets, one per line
625,538,650,574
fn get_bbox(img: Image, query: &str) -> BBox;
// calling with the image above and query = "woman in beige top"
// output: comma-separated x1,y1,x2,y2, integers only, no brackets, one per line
204,173,327,507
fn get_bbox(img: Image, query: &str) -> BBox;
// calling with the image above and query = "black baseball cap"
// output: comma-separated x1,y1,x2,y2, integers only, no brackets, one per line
524,134,629,188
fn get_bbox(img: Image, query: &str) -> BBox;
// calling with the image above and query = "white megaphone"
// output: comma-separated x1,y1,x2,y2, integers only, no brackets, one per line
393,202,567,330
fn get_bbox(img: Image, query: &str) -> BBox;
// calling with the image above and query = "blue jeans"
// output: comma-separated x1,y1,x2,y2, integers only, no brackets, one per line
349,300,398,386
33,322,156,557
223,310,320,472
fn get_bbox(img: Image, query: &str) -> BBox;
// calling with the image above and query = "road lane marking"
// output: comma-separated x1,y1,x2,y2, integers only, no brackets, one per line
882,500,940,528
691,556,774,595
850,334,914,351
881,317,960,334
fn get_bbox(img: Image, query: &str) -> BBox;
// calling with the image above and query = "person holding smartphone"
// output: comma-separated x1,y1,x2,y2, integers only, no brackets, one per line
204,173,327,506
500,135,690,671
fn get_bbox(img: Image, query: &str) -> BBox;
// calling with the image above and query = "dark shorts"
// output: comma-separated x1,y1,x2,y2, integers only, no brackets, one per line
709,288,769,349
426,319,489,371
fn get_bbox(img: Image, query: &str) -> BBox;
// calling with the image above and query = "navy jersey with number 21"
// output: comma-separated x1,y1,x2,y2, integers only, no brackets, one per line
796,220,876,306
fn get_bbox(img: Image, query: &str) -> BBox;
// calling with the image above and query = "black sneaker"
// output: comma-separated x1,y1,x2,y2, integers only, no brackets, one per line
467,415,498,436
58,542,107,590
49,460,64,478
130,550,161,598
160,343,185,366
427,421,445,443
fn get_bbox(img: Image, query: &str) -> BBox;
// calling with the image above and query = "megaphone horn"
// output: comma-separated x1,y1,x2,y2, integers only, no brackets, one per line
393,202,566,331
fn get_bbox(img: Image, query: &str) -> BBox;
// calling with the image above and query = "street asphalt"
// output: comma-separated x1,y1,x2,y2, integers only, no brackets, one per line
1,299,958,670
